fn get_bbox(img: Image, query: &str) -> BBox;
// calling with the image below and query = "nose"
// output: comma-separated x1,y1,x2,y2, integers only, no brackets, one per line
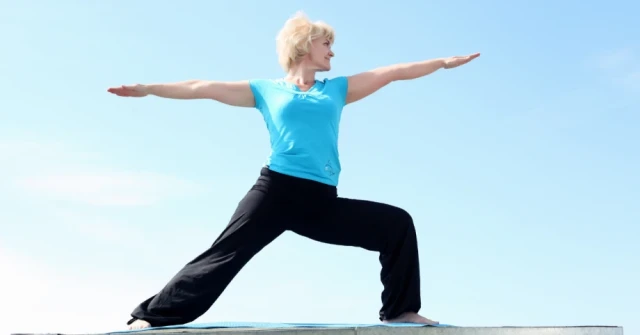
328,50,334,57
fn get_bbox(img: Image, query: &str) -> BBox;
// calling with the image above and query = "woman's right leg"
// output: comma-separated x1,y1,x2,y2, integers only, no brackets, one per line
127,178,288,328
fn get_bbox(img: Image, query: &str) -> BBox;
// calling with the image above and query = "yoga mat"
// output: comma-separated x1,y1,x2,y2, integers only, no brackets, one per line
110,321,454,333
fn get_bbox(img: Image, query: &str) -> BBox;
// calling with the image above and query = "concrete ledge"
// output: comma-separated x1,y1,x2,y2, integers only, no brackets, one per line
13,325,624,335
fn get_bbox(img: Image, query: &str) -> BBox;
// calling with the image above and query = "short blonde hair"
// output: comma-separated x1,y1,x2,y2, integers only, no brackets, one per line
276,11,335,72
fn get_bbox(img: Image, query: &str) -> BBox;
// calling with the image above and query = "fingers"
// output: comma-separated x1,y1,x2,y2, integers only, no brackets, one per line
456,53,480,60
107,85,143,97
464,53,480,63
107,87,127,95
107,89,134,97
444,52,480,69
459,53,480,61
107,84,138,91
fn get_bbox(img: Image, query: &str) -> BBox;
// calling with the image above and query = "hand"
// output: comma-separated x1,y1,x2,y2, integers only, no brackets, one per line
443,53,480,69
107,84,149,97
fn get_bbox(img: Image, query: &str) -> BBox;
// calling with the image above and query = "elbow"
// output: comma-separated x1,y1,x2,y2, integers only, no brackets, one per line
390,64,416,81
372,67,399,85
385,65,411,82
393,59,446,81
191,80,216,98
190,80,209,91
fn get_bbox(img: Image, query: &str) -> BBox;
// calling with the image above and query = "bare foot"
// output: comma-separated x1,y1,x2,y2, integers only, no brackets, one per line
128,319,151,330
383,312,439,325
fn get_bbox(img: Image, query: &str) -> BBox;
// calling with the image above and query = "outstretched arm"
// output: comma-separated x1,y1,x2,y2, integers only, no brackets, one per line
345,53,480,104
107,80,256,107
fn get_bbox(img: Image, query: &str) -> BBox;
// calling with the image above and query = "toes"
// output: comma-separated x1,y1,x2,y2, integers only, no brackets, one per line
127,320,150,330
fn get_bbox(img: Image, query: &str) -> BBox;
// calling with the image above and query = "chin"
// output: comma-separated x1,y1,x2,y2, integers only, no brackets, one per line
315,61,331,72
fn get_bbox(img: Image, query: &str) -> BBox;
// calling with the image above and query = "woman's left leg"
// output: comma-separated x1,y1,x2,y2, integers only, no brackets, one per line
288,196,436,324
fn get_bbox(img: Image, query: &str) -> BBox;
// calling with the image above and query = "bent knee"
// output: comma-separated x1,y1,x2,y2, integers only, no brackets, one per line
380,206,417,252
389,206,416,233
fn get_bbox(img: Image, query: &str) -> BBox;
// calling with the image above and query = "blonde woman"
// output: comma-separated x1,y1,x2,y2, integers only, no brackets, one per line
109,12,479,330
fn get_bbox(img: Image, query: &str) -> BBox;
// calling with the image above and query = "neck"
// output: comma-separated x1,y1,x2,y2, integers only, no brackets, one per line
285,64,317,86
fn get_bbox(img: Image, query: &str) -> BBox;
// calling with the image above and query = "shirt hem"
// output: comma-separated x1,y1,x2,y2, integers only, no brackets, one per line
264,164,339,187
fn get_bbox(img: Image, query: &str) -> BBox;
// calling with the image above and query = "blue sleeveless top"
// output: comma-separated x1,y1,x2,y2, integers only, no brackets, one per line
249,77,348,186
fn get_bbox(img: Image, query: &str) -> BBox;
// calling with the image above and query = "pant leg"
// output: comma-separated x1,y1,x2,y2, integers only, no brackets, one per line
129,186,288,327
289,197,421,321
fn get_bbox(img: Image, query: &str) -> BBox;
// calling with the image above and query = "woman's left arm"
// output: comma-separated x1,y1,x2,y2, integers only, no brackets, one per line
345,53,480,105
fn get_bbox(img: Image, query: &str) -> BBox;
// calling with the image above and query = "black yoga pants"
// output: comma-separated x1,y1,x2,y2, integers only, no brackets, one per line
128,167,422,326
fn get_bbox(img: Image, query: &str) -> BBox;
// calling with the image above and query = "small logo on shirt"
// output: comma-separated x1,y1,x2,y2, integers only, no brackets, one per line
324,160,335,176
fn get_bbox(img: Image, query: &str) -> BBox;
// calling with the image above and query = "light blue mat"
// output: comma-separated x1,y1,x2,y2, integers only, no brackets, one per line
110,321,455,333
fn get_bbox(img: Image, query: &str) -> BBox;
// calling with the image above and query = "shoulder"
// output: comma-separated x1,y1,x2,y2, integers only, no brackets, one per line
249,78,293,95
321,76,348,87
320,76,348,103
248,79,286,109
248,78,278,92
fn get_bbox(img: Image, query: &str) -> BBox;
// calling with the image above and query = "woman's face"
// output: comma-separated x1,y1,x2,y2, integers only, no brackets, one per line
308,37,334,71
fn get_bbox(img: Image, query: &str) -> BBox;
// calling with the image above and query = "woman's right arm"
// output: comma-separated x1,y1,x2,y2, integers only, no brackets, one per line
107,80,256,107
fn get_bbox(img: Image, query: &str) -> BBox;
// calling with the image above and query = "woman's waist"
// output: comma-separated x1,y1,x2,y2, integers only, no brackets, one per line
252,166,338,198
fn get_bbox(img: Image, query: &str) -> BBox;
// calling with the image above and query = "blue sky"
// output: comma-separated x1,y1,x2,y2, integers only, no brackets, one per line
1,0,638,334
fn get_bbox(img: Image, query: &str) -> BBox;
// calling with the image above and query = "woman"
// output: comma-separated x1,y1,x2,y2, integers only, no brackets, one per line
108,12,479,330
